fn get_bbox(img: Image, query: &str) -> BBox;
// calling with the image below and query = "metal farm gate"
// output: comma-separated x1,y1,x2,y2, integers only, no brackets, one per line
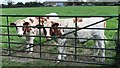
0,14,120,67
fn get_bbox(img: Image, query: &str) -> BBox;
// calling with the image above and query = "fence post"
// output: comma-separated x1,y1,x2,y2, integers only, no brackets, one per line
116,14,120,68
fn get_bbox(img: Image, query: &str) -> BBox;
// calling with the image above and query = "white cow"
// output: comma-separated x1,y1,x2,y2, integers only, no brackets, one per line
42,17,106,63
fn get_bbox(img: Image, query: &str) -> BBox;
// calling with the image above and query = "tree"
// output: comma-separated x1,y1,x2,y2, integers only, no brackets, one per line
16,2,24,7
6,0,14,7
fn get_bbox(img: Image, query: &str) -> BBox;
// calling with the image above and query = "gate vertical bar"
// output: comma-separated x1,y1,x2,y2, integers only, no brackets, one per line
39,17,42,58
116,14,120,68
74,17,77,61
6,16,11,56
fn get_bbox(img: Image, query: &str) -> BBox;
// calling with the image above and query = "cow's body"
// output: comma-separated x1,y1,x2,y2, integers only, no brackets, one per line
43,17,106,62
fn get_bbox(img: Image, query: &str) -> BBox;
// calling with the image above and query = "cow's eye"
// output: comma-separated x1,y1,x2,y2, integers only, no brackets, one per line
32,32,34,34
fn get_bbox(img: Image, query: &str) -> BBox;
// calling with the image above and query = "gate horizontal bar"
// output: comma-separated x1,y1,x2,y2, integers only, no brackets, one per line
0,14,118,17
0,25,118,30
2,42,115,50
1,33,117,41
1,54,111,65
2,49,115,60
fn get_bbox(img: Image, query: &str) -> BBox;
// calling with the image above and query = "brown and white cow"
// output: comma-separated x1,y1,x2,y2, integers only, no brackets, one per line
10,17,45,54
10,13,59,55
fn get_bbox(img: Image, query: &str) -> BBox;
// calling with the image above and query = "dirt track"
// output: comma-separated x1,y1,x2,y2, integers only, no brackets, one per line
2,42,99,65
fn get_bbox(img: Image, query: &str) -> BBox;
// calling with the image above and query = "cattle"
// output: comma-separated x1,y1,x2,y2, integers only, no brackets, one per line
10,13,59,55
41,17,107,63
10,17,45,55
36,13,59,40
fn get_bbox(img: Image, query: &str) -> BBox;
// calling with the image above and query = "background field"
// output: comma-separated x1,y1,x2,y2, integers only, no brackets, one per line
2,6,118,15
1,6,119,66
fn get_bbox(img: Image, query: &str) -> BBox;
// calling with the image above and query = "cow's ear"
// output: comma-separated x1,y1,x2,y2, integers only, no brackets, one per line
10,22,16,26
29,19,34,23
47,17,49,19
23,22,29,25
51,21,59,27
52,23,59,27
55,23,59,26
77,18,82,22
44,17,48,21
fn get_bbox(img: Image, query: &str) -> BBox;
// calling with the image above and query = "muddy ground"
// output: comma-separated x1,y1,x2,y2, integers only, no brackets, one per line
2,41,101,66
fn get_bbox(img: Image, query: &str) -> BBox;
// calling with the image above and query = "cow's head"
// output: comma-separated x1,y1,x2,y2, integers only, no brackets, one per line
35,17,48,25
35,13,59,26
10,19,34,37
35,17,56,40
43,20,64,40
23,22,32,35
50,22,62,36
10,19,24,37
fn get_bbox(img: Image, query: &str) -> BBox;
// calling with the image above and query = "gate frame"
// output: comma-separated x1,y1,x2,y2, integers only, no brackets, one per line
0,14,120,66
116,14,120,68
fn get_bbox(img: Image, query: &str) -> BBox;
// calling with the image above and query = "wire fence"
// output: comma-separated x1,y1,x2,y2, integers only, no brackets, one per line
0,14,120,67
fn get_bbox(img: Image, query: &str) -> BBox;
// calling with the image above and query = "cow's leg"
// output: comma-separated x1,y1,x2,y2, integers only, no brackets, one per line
95,35,105,63
98,38,105,63
26,37,35,55
29,37,34,55
57,38,67,62
93,40,99,57
26,37,30,51
92,40,100,61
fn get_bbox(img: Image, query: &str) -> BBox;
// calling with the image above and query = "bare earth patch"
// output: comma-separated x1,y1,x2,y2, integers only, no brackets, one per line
2,41,99,65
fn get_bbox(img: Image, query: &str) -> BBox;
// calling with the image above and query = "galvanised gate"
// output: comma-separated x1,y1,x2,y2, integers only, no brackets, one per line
0,14,120,67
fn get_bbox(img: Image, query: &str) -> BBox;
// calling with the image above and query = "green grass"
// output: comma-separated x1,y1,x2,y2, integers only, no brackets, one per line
1,6,119,66
1,6,118,15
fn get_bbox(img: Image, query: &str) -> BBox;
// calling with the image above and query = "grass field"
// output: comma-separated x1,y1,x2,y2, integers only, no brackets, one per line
1,6,118,15
1,6,119,66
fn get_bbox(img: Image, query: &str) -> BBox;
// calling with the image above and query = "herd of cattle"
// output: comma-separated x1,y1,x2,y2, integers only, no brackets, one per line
10,13,107,63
